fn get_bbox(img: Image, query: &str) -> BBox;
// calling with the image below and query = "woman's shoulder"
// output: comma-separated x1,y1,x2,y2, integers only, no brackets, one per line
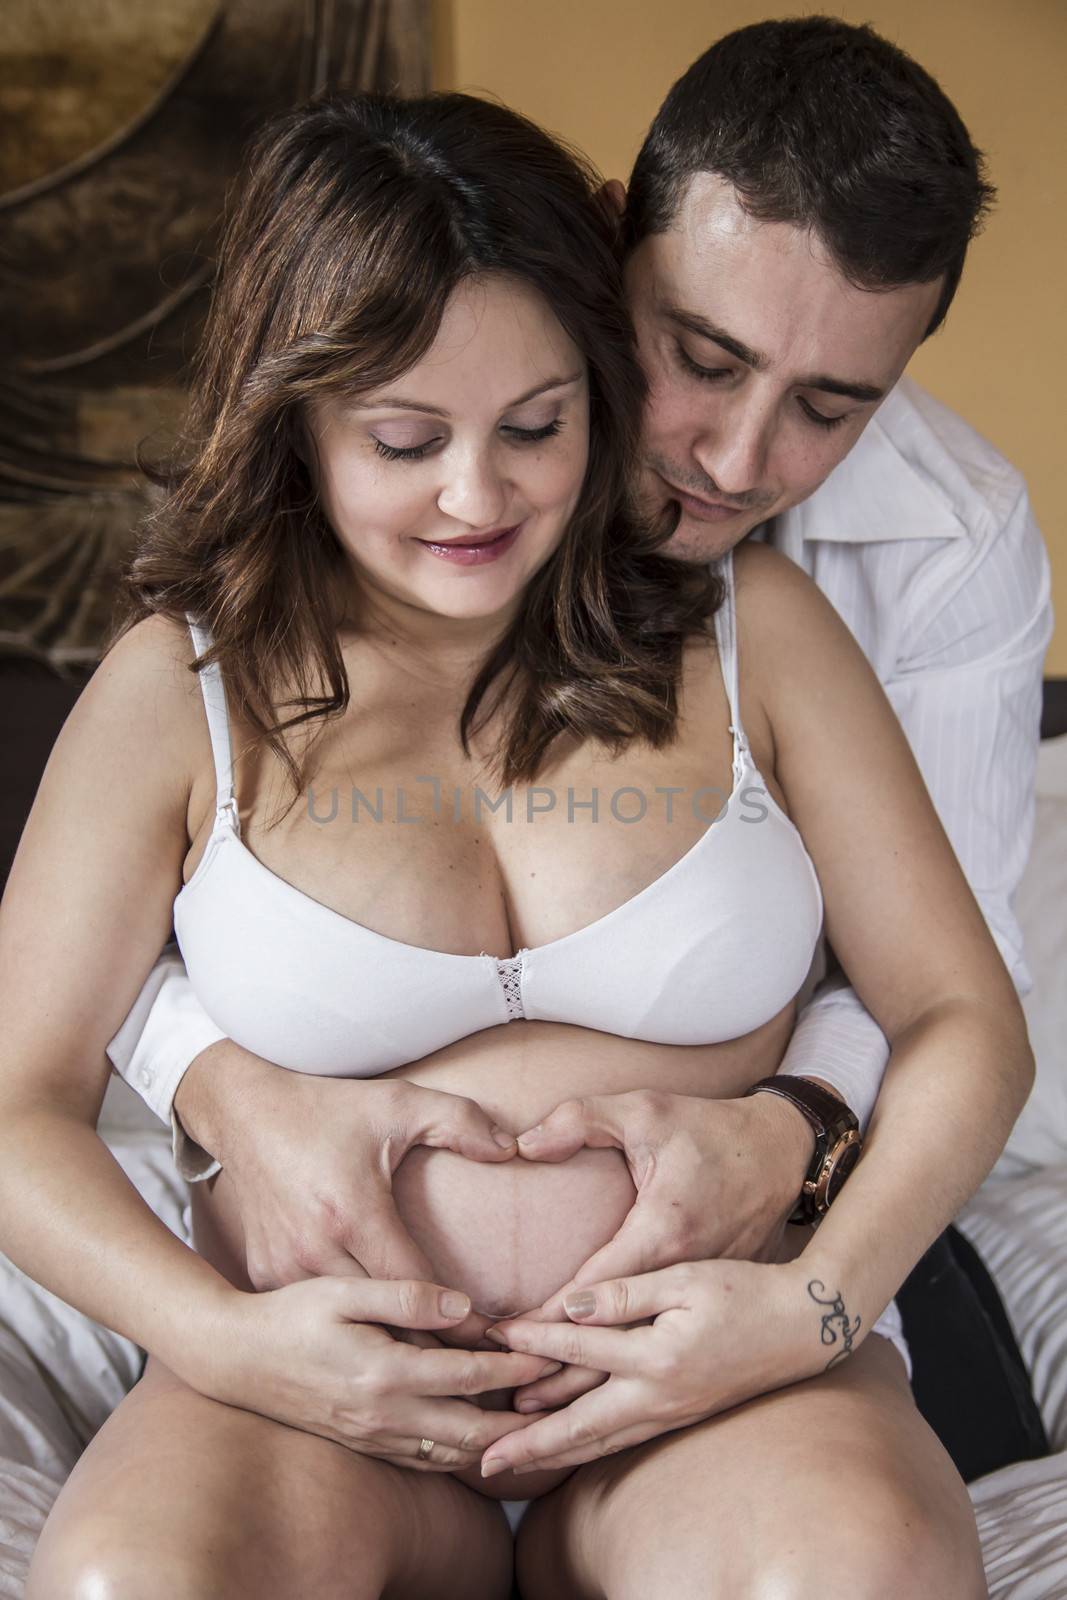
103,609,196,665
93,612,202,718
731,537,825,619
732,538,866,670
73,613,207,797
729,538,882,734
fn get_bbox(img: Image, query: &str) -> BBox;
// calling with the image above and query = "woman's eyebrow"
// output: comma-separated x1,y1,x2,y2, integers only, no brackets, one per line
355,371,585,418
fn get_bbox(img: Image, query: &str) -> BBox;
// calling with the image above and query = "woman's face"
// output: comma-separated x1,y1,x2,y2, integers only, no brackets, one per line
307,275,590,628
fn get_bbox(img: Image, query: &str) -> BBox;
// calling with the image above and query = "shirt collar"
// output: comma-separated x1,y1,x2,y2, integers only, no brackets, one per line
777,381,967,545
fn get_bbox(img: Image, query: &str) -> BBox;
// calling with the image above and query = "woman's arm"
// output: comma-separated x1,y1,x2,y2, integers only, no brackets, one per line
0,617,241,1371
0,618,555,1459
737,538,1032,1327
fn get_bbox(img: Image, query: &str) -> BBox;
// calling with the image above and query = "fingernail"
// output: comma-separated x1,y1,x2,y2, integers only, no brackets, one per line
491,1125,516,1148
484,1328,507,1344
516,1125,542,1146
537,1361,563,1377
439,1291,470,1317
564,1290,596,1319
481,1458,508,1479
515,1398,542,1412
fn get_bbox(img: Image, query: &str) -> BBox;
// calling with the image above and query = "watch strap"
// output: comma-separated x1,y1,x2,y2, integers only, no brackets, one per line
744,1076,854,1138
744,1076,860,1222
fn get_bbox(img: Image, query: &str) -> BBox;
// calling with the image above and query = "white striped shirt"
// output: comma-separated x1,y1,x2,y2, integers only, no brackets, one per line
761,376,1053,1123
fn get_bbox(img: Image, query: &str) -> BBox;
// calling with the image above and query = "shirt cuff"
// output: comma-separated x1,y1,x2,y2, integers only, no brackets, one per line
127,1021,227,1182
777,985,890,1131
106,948,227,1182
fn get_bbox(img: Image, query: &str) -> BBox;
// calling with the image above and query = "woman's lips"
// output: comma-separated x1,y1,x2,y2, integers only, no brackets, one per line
416,524,522,565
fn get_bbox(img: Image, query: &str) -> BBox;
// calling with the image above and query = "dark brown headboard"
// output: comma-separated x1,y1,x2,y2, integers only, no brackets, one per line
1043,678,1067,740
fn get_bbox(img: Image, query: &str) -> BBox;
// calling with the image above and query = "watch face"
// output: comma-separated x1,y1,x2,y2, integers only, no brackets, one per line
824,1138,862,1206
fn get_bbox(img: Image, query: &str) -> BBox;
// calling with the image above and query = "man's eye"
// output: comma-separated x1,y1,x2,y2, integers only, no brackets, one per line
797,398,848,431
675,343,732,383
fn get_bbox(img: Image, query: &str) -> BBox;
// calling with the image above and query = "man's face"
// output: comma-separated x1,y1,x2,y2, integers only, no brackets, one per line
626,173,944,560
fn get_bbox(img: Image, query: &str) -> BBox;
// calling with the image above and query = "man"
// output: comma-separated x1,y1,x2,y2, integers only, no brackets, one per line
109,12,1050,1554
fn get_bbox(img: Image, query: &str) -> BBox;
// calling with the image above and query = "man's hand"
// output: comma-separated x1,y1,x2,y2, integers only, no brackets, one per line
175,1040,519,1342
516,1087,813,1275
479,1258,826,1478
507,1088,816,1410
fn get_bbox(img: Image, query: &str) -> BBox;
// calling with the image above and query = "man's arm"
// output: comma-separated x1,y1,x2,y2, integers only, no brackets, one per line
105,945,226,1181
777,480,1052,1126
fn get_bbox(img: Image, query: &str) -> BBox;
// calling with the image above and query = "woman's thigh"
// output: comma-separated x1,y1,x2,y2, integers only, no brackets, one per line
515,1335,987,1600
27,1357,514,1600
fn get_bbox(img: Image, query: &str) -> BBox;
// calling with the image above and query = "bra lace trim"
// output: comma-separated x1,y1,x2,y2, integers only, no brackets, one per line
494,953,526,1020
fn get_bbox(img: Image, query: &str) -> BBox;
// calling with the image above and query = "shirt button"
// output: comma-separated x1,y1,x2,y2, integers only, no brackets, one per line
138,1068,153,1087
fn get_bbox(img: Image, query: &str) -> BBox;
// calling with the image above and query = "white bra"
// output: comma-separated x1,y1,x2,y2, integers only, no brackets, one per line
172,551,824,1075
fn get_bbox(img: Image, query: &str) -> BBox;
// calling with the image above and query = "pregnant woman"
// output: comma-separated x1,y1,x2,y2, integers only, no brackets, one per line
0,93,1026,1598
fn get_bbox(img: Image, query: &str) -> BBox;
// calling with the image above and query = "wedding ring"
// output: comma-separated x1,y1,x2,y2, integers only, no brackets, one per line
416,1437,435,1460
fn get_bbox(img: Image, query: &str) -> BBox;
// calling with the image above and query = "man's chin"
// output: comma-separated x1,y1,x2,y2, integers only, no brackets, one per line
662,505,755,564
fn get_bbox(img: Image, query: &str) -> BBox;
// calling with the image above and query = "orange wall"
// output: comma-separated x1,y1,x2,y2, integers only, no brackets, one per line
434,0,1067,672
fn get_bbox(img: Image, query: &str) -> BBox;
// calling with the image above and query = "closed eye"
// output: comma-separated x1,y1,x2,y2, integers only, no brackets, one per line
373,418,563,463
373,438,440,461
677,342,851,431
502,419,563,444
676,343,732,383
797,398,848,431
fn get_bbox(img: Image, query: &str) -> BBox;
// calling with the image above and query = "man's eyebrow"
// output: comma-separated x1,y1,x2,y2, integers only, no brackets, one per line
663,304,885,404
665,306,766,370
354,372,584,417
799,372,886,403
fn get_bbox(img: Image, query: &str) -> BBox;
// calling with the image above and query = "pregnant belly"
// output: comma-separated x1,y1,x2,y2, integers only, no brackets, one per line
390,1143,635,1322
382,1015,794,1503
194,1012,794,1506
383,1014,790,1321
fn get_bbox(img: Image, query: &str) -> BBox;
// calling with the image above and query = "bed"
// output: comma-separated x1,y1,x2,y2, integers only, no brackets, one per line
1,653,1066,1597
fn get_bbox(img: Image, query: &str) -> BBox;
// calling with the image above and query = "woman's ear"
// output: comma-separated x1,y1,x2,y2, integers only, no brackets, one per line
594,179,627,232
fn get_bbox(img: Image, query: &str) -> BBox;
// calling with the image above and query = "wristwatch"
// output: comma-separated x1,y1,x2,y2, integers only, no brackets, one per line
744,1077,862,1224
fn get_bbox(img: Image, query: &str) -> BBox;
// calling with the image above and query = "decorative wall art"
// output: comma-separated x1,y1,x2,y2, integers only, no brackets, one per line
0,0,430,666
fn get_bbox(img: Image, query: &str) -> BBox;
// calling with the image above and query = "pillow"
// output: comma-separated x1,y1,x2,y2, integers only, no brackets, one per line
995,735,1067,1175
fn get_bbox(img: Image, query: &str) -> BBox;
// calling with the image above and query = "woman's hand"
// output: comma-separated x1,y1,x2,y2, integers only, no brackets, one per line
183,1044,519,1341
480,1258,839,1478
506,1087,815,1411
193,1275,563,1470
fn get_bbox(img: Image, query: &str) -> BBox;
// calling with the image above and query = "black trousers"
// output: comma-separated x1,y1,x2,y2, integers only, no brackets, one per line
896,1224,1049,1483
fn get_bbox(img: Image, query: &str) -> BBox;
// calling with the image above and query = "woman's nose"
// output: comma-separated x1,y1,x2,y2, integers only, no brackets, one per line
436,452,508,530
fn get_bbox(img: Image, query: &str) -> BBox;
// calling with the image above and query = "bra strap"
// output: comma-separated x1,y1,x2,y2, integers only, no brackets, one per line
186,615,240,832
714,552,748,781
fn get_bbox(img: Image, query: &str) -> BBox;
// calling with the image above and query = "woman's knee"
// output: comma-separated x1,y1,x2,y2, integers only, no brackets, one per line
737,1477,986,1600
28,1521,231,1600
27,1509,389,1600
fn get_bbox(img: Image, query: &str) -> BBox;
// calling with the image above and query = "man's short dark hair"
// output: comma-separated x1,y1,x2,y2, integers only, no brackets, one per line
625,16,995,338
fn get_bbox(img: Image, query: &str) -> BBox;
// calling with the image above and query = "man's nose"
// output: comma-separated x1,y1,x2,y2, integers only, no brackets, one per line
693,390,773,499
436,450,508,529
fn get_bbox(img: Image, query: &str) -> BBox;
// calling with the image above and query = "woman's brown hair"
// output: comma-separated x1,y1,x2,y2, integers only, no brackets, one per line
113,91,723,800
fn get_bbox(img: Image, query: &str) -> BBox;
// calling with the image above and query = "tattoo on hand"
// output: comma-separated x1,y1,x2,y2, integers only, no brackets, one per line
807,1279,861,1370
